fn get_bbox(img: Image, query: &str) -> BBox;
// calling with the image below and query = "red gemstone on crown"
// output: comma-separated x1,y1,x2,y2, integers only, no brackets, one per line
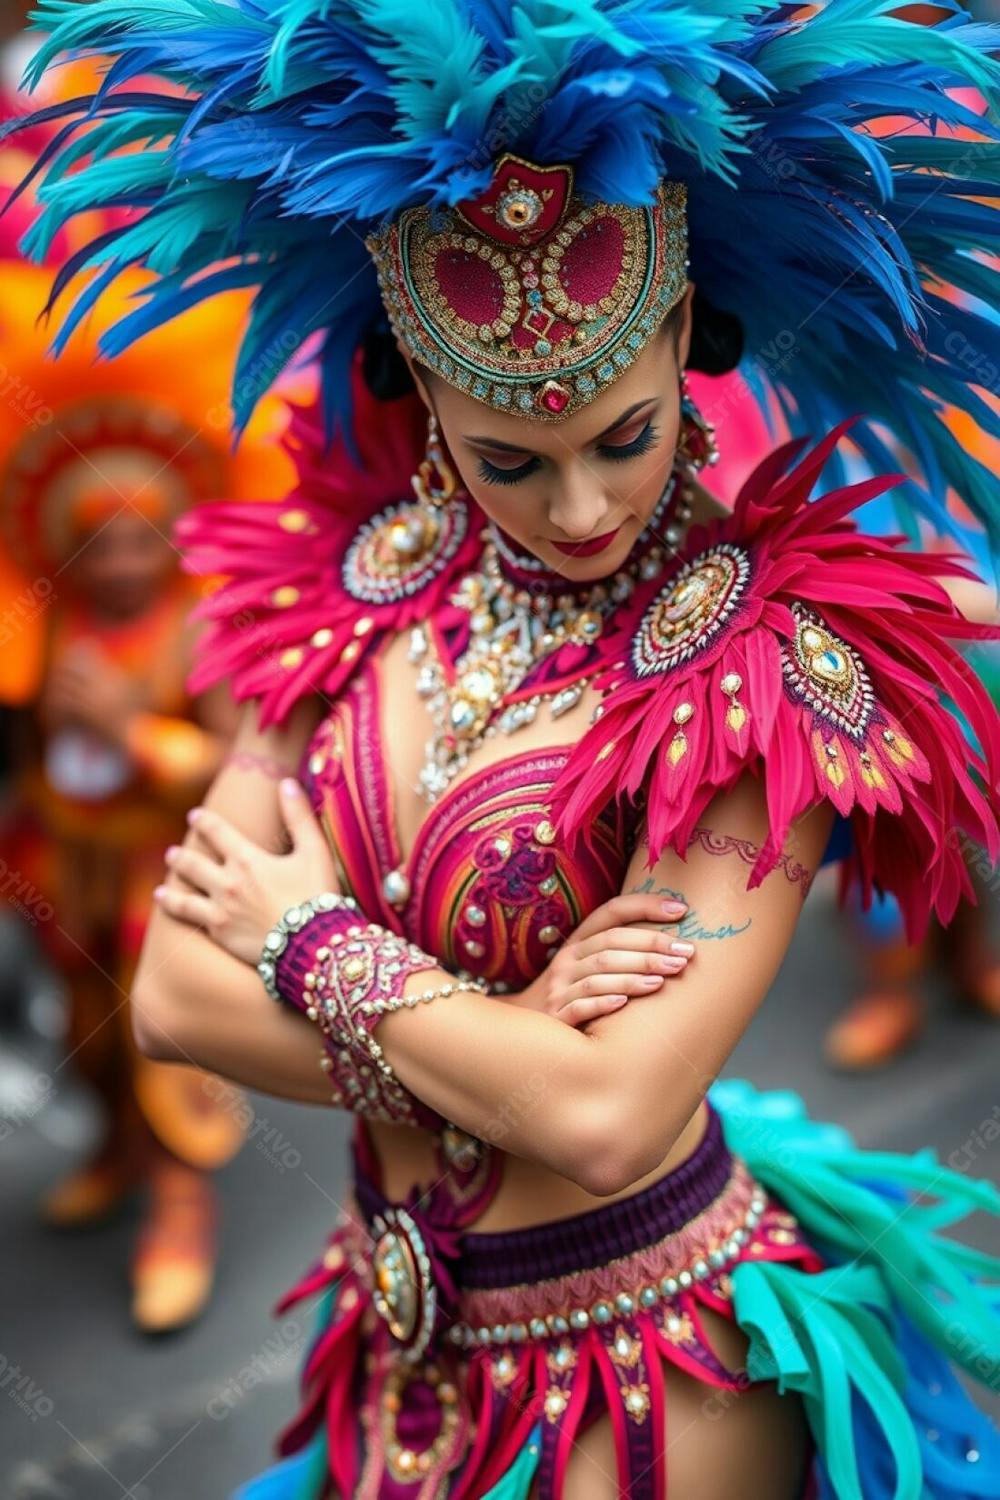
539,381,571,414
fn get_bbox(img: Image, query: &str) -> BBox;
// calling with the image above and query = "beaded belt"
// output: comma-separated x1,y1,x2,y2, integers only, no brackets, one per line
448,1157,765,1349
346,1104,801,1362
293,1106,816,1499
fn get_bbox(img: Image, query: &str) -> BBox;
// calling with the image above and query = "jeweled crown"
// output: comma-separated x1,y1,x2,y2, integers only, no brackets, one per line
365,155,688,421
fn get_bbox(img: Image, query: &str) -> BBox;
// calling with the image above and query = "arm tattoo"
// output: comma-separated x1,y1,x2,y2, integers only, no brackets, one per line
687,827,813,899
221,750,296,781
628,875,752,941
628,821,816,939
636,824,813,900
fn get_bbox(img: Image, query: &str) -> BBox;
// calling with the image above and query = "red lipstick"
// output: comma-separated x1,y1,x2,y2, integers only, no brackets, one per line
550,526,621,557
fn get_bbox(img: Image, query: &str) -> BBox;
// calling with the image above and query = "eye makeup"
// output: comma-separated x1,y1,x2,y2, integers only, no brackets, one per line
601,419,660,463
474,416,661,487
477,456,539,486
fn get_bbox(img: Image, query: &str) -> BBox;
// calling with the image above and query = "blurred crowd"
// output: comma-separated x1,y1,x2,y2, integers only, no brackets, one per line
0,0,297,1336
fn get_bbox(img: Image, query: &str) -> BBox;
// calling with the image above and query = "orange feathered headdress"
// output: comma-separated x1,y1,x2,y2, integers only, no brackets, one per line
0,262,301,703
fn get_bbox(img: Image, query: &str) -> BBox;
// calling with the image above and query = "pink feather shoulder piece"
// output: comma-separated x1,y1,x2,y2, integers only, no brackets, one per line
173,375,484,729
550,417,1000,940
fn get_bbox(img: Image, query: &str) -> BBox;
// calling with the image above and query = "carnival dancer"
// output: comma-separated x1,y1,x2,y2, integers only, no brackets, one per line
0,261,293,1331
10,0,1000,1493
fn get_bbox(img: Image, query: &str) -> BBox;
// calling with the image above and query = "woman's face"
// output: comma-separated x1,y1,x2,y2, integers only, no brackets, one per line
408,285,694,583
71,507,176,619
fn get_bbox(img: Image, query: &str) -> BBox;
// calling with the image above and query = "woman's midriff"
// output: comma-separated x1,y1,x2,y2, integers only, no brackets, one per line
365,1096,711,1232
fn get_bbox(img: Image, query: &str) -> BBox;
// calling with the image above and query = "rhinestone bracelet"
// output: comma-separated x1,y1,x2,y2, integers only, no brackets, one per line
312,973,489,1126
257,891,356,1002
262,892,488,1129
305,939,488,1126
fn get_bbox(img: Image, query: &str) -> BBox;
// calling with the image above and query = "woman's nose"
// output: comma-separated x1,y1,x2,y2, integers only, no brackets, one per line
546,469,615,539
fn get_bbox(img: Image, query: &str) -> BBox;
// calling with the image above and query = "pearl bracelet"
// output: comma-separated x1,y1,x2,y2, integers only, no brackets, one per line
317,977,489,1101
356,975,489,1022
257,891,356,1001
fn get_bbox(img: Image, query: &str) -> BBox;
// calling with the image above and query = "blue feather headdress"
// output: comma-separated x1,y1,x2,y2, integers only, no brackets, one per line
8,0,1000,548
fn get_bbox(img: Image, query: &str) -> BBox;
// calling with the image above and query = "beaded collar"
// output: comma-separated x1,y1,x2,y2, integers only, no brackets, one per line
412,465,695,802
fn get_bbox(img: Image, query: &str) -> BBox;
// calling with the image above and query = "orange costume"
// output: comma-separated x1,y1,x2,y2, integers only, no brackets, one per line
0,262,296,1328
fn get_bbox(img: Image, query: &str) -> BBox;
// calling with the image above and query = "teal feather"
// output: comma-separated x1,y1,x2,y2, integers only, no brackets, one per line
92,185,252,275
735,1260,922,1500
41,110,188,181
23,0,249,87
757,0,1000,97
35,151,172,218
711,1080,1000,1380
479,1422,542,1498
9,0,1000,548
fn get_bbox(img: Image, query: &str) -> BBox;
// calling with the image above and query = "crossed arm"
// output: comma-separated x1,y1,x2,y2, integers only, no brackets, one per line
369,777,831,1193
133,697,833,1195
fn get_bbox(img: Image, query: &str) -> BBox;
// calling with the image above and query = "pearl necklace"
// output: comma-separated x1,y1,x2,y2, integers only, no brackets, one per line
411,468,694,804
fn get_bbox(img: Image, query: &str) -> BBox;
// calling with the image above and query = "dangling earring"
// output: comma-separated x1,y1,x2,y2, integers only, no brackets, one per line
412,413,458,506
676,369,719,471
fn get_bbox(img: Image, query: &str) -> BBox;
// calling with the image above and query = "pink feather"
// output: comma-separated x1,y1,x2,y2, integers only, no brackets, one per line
550,424,1000,942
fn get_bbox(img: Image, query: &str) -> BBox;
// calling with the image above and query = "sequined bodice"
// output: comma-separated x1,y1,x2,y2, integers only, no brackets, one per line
299,658,637,991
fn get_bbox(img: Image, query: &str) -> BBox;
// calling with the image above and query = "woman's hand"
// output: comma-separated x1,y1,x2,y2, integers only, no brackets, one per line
152,778,338,965
514,893,694,1028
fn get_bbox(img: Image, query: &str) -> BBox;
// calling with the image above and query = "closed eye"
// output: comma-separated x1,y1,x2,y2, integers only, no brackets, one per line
597,419,659,462
474,416,660,487
476,453,541,486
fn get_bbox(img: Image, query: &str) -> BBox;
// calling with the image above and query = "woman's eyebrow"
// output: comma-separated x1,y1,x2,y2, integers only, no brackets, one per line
462,397,657,454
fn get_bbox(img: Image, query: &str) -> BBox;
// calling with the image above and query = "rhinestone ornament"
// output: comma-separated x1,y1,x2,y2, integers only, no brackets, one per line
342,498,468,606
416,470,693,802
632,543,751,679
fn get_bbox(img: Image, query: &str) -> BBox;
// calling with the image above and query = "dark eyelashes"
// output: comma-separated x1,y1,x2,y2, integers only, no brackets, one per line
476,419,660,487
477,454,541,486
602,420,659,463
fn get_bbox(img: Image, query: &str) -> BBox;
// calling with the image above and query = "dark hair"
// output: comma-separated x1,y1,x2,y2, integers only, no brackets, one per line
361,283,743,401
684,286,744,376
361,319,418,402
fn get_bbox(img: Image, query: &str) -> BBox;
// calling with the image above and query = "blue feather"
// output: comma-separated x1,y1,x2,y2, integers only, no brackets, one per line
8,0,1000,549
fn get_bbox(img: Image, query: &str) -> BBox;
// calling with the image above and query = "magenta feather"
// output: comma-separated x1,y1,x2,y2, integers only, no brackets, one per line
550,420,1000,941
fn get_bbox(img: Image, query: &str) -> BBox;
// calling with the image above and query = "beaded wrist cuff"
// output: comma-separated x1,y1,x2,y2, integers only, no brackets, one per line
262,895,487,1130
257,891,356,1002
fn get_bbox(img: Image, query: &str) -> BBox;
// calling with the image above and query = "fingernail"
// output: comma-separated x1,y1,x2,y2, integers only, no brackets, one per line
639,976,662,987
153,885,168,899
165,845,179,860
670,941,695,958
661,956,686,971
187,807,202,823
281,778,300,797
660,899,686,915
651,957,675,973
608,995,628,1006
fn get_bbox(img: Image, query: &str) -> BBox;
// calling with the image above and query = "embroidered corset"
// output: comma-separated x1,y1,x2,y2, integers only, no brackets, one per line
299,657,640,993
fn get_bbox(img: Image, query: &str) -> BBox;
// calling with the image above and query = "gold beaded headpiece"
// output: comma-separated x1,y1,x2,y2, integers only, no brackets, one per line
365,156,688,421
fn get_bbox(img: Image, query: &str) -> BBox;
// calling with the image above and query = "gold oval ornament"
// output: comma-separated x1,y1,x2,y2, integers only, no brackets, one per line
368,1206,439,1362
372,1227,420,1343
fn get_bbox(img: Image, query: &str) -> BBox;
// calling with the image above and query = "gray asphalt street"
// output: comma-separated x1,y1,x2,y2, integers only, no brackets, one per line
2,875,999,1500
